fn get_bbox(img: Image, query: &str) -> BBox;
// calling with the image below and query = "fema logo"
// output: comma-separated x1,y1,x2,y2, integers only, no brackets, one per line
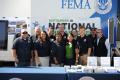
79,76,95,80
9,78,22,80
95,0,112,14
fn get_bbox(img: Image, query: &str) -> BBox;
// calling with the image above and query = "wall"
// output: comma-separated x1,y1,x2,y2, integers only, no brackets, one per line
0,0,31,61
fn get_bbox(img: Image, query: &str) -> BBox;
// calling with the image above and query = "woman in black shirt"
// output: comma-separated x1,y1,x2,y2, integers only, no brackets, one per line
34,31,51,67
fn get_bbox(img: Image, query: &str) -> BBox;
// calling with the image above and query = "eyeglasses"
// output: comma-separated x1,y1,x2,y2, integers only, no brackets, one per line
22,32,28,34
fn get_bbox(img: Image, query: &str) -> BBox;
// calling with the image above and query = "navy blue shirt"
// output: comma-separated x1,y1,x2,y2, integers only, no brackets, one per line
76,35,92,55
34,40,51,57
12,37,32,62
61,32,68,47
51,41,65,64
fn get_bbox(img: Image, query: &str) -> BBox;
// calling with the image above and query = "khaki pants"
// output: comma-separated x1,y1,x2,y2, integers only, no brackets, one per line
79,54,88,65
39,57,49,67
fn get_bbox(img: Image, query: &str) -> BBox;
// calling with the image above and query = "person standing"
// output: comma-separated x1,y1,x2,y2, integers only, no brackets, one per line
47,26,55,41
50,32,65,66
30,26,41,66
93,29,110,57
12,29,32,67
75,26,92,65
88,28,97,56
58,23,68,46
34,31,51,67
65,33,76,65
71,30,78,45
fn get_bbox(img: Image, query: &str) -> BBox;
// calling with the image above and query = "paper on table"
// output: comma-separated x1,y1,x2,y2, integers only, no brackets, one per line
104,67,118,73
114,57,120,67
87,57,97,66
100,57,110,67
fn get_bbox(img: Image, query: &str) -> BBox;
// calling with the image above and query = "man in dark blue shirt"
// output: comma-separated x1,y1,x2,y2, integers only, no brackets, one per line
12,29,32,67
58,23,68,46
75,26,92,65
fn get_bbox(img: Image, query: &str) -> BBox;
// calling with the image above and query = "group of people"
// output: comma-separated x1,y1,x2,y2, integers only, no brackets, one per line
12,23,110,67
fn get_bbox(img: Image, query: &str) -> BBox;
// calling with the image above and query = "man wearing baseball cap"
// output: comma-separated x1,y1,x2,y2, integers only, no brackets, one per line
12,29,32,67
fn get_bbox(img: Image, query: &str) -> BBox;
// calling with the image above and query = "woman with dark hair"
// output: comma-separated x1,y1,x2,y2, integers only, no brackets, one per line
65,33,76,65
71,30,78,40
34,31,51,67
50,32,66,67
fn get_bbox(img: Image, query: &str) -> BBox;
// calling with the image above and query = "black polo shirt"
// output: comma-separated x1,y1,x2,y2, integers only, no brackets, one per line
76,35,92,55
12,37,32,62
34,40,51,57
61,32,68,47
51,41,65,64
94,36,107,57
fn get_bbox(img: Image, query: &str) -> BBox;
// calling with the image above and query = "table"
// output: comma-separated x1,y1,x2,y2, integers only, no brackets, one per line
0,67,67,80
0,67,120,80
